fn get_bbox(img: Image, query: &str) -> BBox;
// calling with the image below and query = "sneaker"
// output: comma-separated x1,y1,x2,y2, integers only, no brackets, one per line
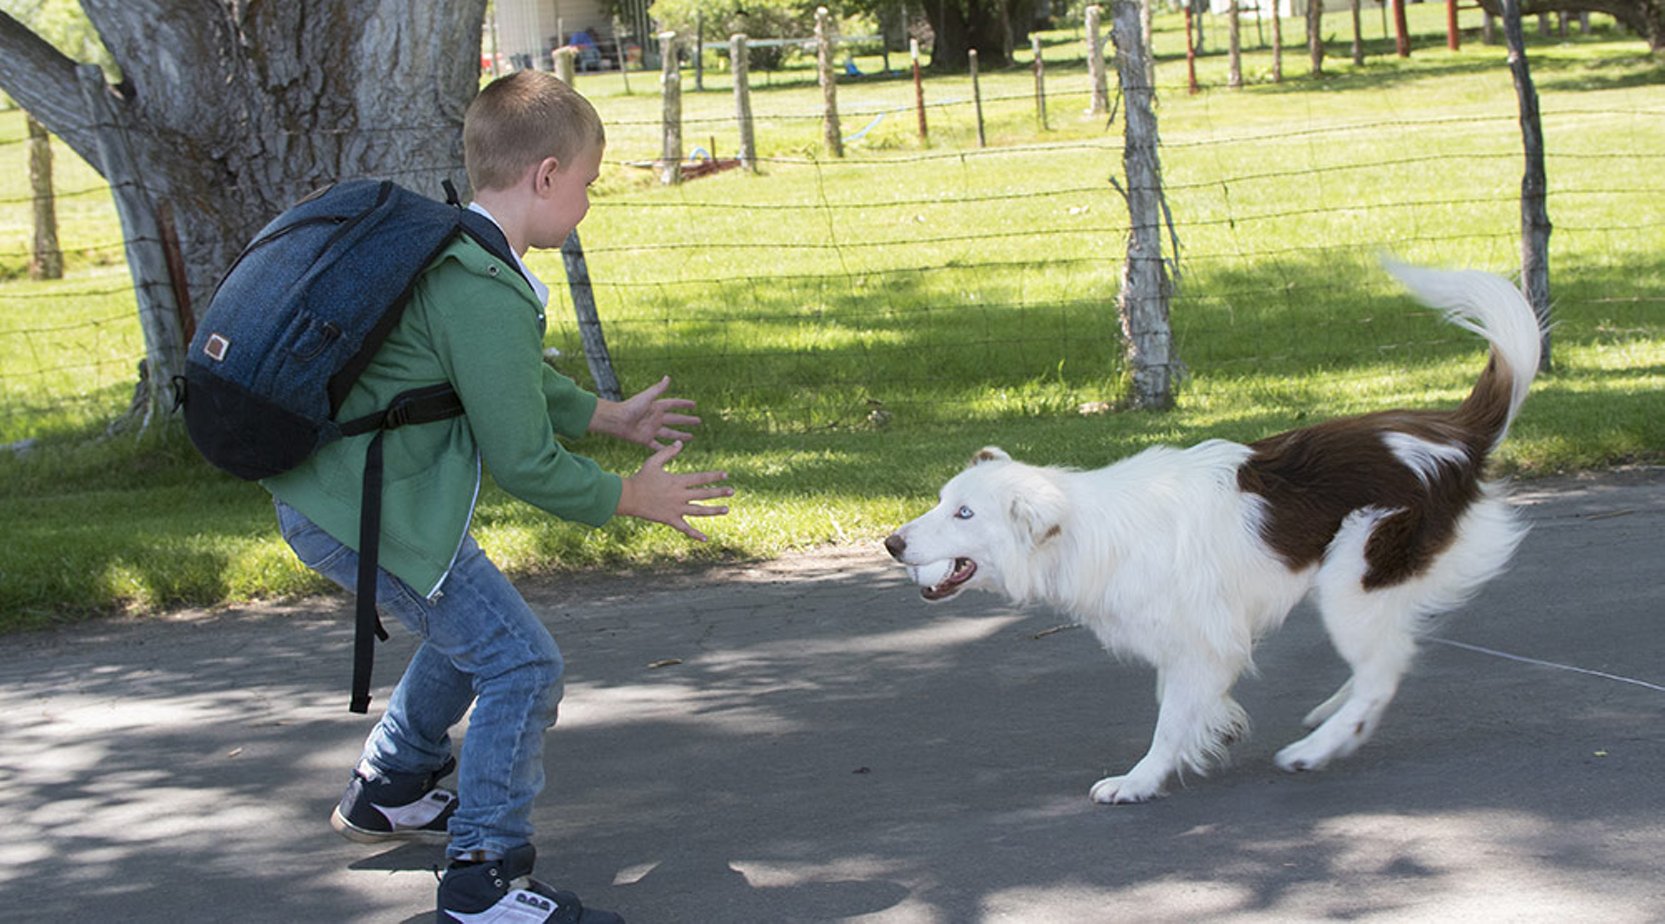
437,844,623,923
329,756,458,844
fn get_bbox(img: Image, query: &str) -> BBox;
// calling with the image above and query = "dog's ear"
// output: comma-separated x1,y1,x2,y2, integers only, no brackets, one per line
969,446,1010,467
1007,477,1066,547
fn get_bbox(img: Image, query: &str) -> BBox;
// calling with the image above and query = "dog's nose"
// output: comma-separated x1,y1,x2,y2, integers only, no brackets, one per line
883,533,906,560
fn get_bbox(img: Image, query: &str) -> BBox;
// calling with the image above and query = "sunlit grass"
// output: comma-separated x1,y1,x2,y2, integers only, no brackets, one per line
0,11,1660,624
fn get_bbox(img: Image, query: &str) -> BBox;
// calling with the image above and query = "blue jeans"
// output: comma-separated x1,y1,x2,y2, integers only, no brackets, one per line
275,499,563,860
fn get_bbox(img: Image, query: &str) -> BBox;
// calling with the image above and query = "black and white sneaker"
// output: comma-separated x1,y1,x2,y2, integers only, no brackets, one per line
329,756,458,844
437,844,623,923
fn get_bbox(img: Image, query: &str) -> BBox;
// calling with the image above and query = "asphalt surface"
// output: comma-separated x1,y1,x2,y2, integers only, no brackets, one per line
2,467,1662,923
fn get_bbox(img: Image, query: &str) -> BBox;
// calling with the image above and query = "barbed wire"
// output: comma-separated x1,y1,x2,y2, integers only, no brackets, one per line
2,78,1661,439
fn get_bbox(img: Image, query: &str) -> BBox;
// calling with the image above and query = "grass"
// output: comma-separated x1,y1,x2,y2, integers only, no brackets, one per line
1,7,1661,626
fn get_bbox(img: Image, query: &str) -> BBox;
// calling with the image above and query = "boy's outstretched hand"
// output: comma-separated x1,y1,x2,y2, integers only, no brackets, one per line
616,440,731,542
591,375,700,450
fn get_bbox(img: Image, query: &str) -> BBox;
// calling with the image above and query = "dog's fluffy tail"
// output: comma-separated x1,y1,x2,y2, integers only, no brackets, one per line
1384,260,1543,450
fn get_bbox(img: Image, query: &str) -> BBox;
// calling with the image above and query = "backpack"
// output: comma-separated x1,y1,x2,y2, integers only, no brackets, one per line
180,178,529,714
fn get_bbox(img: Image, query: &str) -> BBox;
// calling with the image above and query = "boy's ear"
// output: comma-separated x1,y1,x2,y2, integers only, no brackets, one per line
533,156,562,191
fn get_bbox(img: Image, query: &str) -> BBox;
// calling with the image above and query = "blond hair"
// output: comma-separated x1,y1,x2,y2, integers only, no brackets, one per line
464,71,605,192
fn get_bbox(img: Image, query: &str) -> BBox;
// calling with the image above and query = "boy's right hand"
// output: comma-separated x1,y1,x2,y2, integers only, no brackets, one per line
616,441,732,542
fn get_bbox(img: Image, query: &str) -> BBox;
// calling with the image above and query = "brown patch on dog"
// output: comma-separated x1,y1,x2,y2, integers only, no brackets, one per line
972,447,1005,464
1042,524,1063,542
1237,350,1519,589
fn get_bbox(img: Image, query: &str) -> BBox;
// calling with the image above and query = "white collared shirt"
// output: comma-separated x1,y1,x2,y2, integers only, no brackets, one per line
466,201,551,308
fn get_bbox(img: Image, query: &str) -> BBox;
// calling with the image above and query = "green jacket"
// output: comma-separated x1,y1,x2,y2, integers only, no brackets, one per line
263,234,623,597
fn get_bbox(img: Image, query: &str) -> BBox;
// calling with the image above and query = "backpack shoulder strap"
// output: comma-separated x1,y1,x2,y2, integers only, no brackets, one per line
442,179,533,291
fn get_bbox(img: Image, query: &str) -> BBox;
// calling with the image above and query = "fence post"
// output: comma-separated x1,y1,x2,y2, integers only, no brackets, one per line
1032,35,1049,130
731,34,758,172
659,31,682,184
26,114,62,281
695,12,705,90
75,63,186,431
1501,0,1553,369
970,49,987,148
1393,0,1411,56
815,8,844,157
553,46,576,86
1111,0,1178,411
1307,0,1325,75
910,39,928,143
1140,0,1156,88
1446,0,1461,49
1227,0,1243,89
1087,5,1110,115
1185,2,1199,93
1351,0,1366,66
1271,0,1284,82
559,230,622,401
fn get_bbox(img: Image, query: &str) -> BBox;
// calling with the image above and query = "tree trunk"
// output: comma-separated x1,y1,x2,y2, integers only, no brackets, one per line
0,1,488,323
922,0,1030,70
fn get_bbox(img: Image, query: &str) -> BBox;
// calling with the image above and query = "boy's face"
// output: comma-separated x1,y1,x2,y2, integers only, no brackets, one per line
529,141,604,250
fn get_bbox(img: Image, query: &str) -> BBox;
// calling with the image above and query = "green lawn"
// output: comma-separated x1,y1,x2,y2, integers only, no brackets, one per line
1,8,1661,625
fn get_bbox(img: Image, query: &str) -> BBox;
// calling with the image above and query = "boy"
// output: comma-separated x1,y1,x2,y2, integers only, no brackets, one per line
266,71,729,923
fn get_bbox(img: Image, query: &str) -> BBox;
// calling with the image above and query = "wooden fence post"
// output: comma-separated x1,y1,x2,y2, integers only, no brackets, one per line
560,230,622,401
1111,0,1178,411
553,46,576,86
1352,0,1366,66
1032,35,1049,130
910,38,928,143
1087,5,1110,115
1307,0,1325,75
659,31,682,184
731,34,758,172
1501,0,1553,369
815,8,844,157
695,12,705,91
970,49,987,148
1185,2,1200,93
1272,0,1284,82
26,114,62,281
1227,0,1243,88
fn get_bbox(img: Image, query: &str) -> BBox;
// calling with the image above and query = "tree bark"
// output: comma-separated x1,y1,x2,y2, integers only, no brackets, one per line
0,1,488,320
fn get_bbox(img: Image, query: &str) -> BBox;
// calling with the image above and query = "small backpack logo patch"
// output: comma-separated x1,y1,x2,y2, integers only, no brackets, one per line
204,333,230,362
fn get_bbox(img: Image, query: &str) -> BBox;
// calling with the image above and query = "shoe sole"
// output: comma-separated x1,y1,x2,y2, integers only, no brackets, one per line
330,806,450,845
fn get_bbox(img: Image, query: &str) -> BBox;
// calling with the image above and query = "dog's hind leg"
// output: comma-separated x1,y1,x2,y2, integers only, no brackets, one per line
1277,513,1420,772
1092,656,1248,804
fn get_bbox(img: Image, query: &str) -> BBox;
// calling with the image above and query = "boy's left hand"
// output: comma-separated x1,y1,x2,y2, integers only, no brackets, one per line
591,375,701,450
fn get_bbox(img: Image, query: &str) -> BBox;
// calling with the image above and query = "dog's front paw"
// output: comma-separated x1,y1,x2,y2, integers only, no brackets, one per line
1089,773,1165,804
1274,735,1341,773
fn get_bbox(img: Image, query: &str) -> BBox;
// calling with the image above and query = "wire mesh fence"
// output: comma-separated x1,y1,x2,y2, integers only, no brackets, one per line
3,20,1662,446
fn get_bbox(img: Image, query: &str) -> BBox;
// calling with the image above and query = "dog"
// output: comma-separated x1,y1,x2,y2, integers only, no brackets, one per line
884,262,1542,803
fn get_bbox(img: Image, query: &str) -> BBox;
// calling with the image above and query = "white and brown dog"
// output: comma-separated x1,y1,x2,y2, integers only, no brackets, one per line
884,263,1542,803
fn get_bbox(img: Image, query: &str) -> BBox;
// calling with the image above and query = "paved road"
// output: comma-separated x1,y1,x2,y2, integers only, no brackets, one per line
2,468,1661,923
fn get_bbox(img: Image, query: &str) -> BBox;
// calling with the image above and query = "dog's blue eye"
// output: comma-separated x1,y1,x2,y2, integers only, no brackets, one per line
955,506,974,520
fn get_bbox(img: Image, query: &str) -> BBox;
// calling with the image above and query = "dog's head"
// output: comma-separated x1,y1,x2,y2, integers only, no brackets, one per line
883,446,1068,603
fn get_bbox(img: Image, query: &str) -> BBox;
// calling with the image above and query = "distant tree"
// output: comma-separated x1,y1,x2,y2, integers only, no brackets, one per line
1474,0,1663,50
